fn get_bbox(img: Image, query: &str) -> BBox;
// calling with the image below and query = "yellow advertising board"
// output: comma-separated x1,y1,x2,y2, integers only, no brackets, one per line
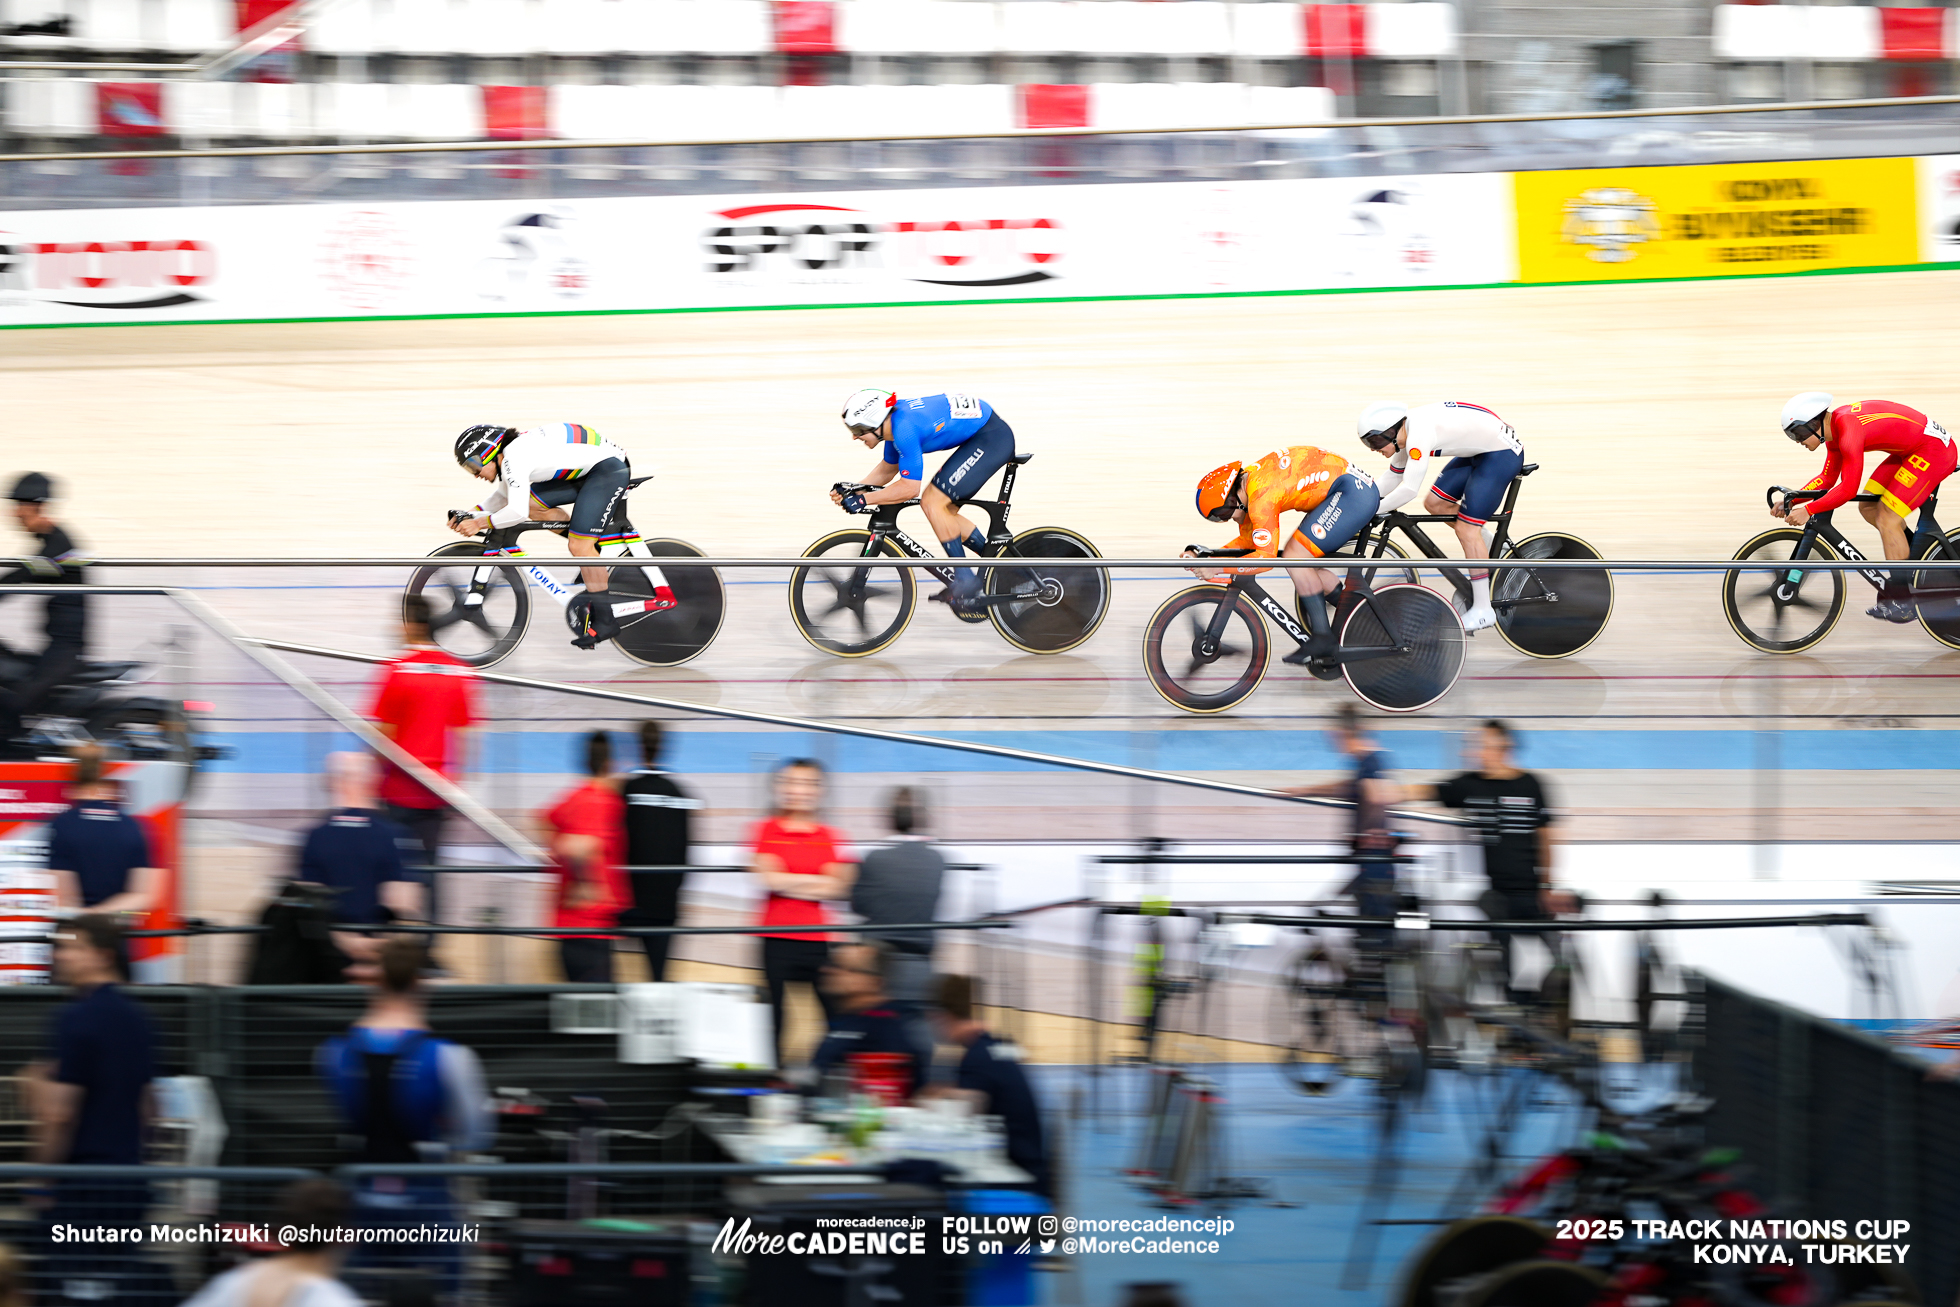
1513,157,1919,283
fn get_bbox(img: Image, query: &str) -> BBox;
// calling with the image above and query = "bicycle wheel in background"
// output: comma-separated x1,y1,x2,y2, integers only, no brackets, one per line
789,530,917,657
404,541,531,668
1723,529,1844,654
1273,945,1358,1096
1494,533,1614,659
1339,584,1465,713
1323,531,1422,590
1913,529,1960,650
988,526,1110,654
610,539,725,667
1142,585,1270,713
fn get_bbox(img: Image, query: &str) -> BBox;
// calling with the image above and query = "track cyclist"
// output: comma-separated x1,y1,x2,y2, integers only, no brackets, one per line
450,422,674,649
833,388,1017,614
1776,392,1959,623
1185,446,1380,664
1356,399,1526,633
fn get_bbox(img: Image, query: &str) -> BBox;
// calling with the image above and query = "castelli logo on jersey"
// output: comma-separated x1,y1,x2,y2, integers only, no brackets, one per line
703,204,1062,286
0,235,214,308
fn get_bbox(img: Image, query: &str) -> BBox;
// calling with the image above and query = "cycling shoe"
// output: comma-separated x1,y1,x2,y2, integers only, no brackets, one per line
930,586,989,623
1867,593,1917,624
566,592,622,649
1281,634,1338,666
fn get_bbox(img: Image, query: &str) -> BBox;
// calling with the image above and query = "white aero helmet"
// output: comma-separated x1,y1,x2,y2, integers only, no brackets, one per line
1357,400,1409,452
1781,392,1834,443
841,388,897,436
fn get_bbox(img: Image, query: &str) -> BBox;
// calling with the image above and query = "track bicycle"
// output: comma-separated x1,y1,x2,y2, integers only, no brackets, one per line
1724,484,1960,654
1325,462,1615,660
1142,547,1464,714
403,477,726,668
789,452,1109,657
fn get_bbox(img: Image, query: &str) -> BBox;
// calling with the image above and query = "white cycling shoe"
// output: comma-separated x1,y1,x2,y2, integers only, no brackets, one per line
1461,603,1498,633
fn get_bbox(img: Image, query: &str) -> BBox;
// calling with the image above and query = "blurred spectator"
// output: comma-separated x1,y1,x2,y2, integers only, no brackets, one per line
181,1179,362,1307
45,743,159,916
544,730,627,984
927,974,1048,1196
1285,704,1400,925
1405,720,1568,989
26,915,155,1229
0,473,86,758
369,593,478,880
316,938,487,1298
750,758,855,1064
850,785,943,1048
811,942,920,1097
297,753,425,966
0,1243,19,1307
621,720,698,982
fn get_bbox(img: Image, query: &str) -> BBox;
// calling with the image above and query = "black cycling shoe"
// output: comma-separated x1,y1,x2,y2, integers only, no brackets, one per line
1868,593,1917,624
1281,634,1338,666
566,592,622,649
930,585,989,623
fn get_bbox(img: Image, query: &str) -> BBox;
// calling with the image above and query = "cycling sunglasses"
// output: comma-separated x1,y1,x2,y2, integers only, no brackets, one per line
1204,473,1245,522
1783,418,1823,444
1359,423,1403,454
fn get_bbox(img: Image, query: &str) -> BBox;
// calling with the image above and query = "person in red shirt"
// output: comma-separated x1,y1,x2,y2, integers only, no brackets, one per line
1778,393,1958,622
750,758,856,1065
544,730,628,983
368,595,478,877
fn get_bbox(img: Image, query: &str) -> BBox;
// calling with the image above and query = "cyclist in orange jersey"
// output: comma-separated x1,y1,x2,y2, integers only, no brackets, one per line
1186,446,1380,663
1777,393,1958,622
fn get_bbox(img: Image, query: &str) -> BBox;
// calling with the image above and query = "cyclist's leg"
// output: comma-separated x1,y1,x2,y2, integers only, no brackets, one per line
1428,449,1521,631
1281,472,1381,663
924,414,1015,601
1862,444,1952,619
564,458,631,592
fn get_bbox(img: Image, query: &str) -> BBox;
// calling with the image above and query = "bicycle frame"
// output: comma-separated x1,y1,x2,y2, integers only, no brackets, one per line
850,458,1032,609
1777,486,1949,592
1356,469,1530,608
466,521,668,618
1201,568,1415,666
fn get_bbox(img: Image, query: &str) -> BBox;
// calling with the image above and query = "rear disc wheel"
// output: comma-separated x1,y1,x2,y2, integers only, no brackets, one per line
1339,584,1466,713
1494,533,1614,659
609,539,725,667
1914,529,1960,650
988,526,1110,654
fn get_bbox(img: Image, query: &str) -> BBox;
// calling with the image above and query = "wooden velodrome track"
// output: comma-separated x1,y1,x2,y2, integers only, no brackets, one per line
5,267,1960,851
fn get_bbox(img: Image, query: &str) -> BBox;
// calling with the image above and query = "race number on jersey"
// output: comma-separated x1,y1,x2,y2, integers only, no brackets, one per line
947,393,984,421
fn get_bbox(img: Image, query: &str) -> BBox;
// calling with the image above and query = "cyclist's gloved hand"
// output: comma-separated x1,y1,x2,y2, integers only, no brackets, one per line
840,491,868,515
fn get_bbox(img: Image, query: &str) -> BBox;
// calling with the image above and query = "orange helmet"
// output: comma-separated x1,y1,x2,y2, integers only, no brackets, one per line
1196,462,1244,522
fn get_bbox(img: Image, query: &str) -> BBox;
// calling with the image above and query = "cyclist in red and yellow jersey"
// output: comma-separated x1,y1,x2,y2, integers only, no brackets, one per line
1777,392,1959,622
1184,446,1379,663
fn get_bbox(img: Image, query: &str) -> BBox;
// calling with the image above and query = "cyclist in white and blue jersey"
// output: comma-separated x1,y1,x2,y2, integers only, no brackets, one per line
832,389,1016,613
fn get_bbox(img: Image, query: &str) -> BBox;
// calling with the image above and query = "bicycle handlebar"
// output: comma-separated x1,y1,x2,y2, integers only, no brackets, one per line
1186,546,1255,559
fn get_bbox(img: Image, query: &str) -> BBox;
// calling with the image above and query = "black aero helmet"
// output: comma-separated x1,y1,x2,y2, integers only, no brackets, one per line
455,425,517,472
9,472,53,503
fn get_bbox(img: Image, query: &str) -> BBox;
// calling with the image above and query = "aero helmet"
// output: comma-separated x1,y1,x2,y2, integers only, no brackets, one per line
841,389,897,437
1780,392,1834,444
455,424,516,472
1357,401,1409,453
1196,462,1245,522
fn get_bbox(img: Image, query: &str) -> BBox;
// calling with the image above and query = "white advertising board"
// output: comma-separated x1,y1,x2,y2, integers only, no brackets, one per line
1917,153,1960,264
0,172,1517,327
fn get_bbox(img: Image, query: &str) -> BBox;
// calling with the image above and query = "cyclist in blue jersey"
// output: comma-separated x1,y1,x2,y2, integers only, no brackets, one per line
833,388,1017,612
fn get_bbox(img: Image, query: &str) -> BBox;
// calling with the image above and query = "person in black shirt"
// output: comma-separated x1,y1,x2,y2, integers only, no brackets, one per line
295,753,424,967
1407,720,1571,988
927,973,1048,1196
0,473,87,754
810,942,921,1096
620,721,698,981
1286,704,1402,929
46,744,159,917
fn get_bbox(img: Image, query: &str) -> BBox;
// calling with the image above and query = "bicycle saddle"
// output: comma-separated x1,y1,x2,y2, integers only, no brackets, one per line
1009,453,1033,465
1519,463,1539,477
628,476,653,489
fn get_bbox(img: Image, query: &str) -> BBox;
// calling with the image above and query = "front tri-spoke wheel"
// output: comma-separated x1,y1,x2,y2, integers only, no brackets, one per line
1723,529,1844,654
788,529,917,657
1141,585,1270,713
405,541,531,668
